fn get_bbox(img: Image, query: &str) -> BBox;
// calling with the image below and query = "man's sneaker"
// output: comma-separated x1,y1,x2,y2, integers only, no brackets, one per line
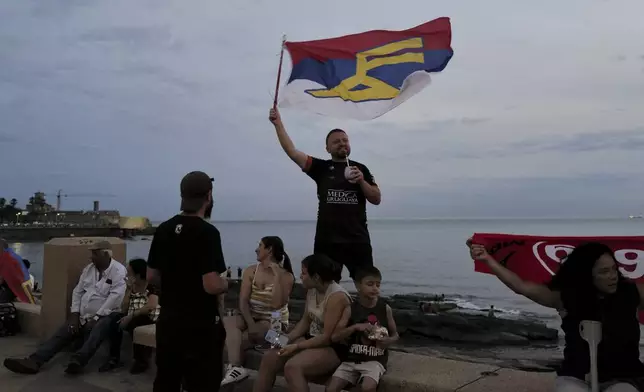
3,358,40,375
220,364,249,386
64,361,83,375
98,358,122,373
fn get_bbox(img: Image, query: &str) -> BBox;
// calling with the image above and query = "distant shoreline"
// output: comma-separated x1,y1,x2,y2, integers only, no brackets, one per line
2,226,156,242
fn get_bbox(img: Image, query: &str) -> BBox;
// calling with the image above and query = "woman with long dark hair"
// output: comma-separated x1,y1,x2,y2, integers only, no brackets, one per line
253,253,350,392
468,240,644,391
221,236,295,386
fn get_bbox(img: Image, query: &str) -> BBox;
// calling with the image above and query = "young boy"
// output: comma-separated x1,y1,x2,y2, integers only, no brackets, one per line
327,266,399,392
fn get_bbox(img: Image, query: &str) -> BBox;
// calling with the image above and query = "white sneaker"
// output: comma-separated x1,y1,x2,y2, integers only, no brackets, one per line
221,364,249,386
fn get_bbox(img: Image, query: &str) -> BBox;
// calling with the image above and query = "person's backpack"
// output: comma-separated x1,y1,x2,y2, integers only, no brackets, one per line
0,303,20,337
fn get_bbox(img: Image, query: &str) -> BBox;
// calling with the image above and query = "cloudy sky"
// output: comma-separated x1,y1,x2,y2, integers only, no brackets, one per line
1,0,643,221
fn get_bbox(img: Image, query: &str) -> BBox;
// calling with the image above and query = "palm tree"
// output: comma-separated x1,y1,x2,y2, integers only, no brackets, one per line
0,198,6,209
9,198,17,208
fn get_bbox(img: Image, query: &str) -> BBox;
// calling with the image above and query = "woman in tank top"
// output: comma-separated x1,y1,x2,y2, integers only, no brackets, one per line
221,236,295,386
253,253,351,392
468,240,644,392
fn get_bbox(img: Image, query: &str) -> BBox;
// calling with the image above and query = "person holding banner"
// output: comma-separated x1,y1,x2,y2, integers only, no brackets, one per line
468,240,644,391
269,108,381,282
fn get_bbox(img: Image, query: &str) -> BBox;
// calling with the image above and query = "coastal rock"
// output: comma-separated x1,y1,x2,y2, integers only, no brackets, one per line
223,281,559,347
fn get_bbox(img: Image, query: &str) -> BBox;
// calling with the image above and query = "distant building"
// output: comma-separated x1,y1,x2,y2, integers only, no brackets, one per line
25,192,54,214
20,210,120,227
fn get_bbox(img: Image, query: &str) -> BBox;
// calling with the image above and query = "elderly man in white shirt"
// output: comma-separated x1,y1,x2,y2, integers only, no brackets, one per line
3,240,127,375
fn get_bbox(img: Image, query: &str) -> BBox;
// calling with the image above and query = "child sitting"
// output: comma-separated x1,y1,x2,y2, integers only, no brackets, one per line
326,266,399,392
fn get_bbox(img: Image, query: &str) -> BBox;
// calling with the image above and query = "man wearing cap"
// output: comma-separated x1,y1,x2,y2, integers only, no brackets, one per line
3,240,127,375
147,171,229,392
269,108,381,281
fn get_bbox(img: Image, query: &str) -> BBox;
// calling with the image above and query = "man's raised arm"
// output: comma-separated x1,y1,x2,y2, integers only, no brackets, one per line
269,108,309,170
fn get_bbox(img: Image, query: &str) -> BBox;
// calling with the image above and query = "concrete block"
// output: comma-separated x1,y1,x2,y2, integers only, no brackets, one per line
13,302,42,338
133,324,156,348
381,352,498,391
458,368,556,392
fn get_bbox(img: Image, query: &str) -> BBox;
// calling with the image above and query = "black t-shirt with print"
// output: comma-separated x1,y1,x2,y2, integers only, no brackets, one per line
147,215,227,323
346,298,390,367
304,156,376,244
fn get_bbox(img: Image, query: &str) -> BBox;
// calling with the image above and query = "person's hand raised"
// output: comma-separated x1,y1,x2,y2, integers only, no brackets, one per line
470,243,492,262
269,108,282,126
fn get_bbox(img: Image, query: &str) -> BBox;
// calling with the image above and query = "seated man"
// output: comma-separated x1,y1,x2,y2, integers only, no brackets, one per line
3,240,127,375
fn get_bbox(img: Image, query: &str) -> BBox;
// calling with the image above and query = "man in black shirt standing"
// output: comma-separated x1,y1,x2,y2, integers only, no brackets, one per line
147,171,229,392
269,108,381,281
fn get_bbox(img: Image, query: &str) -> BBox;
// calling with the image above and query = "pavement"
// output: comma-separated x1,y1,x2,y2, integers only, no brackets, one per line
0,335,319,392
1,335,555,392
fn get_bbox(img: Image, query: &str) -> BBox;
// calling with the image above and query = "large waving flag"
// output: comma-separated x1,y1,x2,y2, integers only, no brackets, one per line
279,18,453,120
0,247,35,304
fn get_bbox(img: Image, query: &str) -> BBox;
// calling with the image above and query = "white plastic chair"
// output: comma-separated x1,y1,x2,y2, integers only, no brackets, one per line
579,320,602,392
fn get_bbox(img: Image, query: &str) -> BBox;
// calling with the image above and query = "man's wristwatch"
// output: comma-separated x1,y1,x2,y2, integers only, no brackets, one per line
92,315,100,321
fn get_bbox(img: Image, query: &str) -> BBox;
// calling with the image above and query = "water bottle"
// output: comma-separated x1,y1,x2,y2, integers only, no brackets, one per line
270,311,282,333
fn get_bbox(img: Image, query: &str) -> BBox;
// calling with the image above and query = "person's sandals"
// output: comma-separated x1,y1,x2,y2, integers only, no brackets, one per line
220,364,249,386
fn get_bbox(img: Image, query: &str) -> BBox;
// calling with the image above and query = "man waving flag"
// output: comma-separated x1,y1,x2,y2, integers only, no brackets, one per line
279,17,453,120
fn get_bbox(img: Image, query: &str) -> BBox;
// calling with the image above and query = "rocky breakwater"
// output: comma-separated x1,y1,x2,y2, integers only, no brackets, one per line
222,281,558,347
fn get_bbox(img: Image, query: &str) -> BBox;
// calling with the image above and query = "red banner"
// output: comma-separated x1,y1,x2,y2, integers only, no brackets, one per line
471,233,644,322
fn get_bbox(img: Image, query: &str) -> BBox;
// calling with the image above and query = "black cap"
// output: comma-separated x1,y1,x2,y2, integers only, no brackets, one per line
180,171,214,212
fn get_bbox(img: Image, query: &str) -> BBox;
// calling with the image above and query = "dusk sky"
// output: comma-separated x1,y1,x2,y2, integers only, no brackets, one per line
1,0,643,221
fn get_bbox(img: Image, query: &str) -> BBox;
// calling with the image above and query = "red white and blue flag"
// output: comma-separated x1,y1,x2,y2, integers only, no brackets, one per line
279,18,454,120
0,247,35,304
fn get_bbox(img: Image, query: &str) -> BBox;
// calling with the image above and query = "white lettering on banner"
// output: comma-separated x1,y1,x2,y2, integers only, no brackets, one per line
349,344,385,357
615,249,644,279
533,242,575,275
326,189,358,205
532,241,644,280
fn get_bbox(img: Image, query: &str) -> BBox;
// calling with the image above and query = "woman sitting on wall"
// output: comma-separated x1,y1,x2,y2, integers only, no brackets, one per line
468,240,644,392
99,257,160,374
252,253,351,392
221,236,295,386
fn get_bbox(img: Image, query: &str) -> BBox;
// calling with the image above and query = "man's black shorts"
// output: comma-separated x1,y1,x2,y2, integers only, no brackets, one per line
313,242,373,280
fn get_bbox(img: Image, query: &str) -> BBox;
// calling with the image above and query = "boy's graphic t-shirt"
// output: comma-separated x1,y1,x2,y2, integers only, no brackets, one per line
346,298,389,367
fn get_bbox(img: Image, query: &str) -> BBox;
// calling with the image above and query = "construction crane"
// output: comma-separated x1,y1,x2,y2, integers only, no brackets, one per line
47,190,116,211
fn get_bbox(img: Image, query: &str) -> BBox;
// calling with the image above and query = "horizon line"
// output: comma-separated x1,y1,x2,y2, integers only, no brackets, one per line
148,216,641,223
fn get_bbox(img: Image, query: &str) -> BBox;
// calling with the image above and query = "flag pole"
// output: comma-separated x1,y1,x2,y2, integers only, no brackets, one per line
273,34,287,109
